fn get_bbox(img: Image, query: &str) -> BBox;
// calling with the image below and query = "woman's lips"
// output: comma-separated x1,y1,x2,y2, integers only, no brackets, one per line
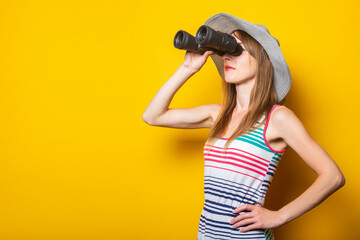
225,65,235,71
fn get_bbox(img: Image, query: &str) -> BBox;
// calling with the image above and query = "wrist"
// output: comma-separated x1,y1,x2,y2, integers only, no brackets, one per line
179,63,199,75
277,208,289,226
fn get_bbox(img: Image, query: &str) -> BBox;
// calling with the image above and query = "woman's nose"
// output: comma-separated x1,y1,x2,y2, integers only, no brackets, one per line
222,53,232,61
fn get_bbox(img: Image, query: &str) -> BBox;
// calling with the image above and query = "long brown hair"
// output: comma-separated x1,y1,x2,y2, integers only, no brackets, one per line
205,30,285,150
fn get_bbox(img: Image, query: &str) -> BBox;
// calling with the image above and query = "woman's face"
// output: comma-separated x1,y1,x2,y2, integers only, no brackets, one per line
222,33,258,85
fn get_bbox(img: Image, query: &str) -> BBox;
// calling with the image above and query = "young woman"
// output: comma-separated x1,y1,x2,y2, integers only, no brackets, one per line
142,13,345,240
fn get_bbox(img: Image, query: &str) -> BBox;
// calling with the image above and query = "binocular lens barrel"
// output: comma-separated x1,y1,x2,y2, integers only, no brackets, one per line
196,25,241,54
195,26,208,44
173,30,199,52
173,25,244,56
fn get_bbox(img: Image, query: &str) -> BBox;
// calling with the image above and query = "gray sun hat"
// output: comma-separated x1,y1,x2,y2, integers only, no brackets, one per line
204,13,292,102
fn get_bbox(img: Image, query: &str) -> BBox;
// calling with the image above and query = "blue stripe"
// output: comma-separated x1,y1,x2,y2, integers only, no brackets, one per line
205,184,259,201
204,190,256,204
199,215,265,236
205,179,263,199
205,176,263,194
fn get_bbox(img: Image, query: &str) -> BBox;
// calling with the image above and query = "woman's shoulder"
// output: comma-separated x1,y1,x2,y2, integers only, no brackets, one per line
271,104,294,117
269,105,303,135
271,104,294,119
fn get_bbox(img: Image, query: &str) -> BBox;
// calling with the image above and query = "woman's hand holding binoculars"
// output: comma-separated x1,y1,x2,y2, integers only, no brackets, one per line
181,50,214,73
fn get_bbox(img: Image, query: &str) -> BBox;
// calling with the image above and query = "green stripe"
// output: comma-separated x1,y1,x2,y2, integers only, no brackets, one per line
251,127,264,132
272,159,280,164
229,118,288,155
272,155,280,162
264,229,274,240
240,134,268,148
235,137,274,153
250,130,263,139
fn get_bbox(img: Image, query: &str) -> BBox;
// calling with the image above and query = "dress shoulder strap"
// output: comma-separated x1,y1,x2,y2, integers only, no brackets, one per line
266,104,281,121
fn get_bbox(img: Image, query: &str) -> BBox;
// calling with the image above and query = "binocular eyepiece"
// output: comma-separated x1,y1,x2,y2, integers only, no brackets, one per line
173,25,245,56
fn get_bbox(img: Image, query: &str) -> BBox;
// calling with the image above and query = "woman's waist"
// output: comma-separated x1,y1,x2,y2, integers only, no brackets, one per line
204,186,265,207
203,197,263,214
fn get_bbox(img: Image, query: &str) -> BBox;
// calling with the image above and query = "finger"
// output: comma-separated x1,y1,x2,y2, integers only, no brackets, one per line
240,222,261,233
230,212,254,224
233,204,256,213
232,218,255,229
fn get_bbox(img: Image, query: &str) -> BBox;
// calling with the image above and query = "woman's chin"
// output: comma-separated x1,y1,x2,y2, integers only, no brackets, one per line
224,75,254,85
224,77,239,84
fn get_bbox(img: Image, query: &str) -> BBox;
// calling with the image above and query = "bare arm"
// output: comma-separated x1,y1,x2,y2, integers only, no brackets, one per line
272,106,345,224
230,106,345,232
142,50,220,129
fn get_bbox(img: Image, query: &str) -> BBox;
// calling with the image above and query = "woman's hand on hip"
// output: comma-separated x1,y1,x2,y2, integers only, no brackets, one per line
230,204,285,232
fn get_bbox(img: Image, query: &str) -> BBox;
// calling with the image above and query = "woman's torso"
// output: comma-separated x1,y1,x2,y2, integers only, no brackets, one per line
197,104,287,239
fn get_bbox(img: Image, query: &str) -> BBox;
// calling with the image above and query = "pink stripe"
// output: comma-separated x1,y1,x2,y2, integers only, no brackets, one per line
204,152,267,172
204,147,269,167
217,135,229,140
204,165,263,182
263,105,287,153
204,144,270,163
204,158,266,176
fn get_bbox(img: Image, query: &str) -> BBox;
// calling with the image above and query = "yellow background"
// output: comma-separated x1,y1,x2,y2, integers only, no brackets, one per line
0,0,359,239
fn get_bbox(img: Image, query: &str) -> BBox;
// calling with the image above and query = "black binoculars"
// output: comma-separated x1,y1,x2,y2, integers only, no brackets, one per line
173,25,245,56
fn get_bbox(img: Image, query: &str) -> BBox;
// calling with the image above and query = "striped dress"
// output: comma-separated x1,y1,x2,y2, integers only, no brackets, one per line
197,104,287,240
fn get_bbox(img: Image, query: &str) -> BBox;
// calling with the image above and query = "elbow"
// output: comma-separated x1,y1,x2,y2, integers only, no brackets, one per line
320,170,346,190
142,114,151,125
142,113,155,126
330,171,346,190
336,173,346,188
